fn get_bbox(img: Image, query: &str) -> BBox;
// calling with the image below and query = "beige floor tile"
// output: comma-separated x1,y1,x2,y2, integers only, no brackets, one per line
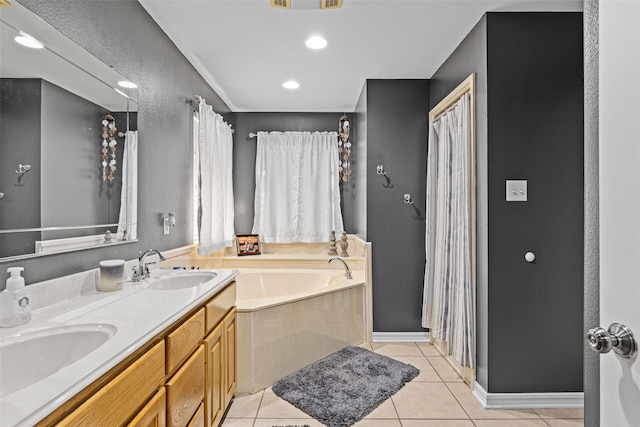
401,421,475,427
472,420,549,427
220,418,255,427
363,397,398,419
227,391,264,418
534,408,584,419
417,342,442,357
252,419,324,427
427,357,463,382
391,381,468,419
544,419,584,427
256,388,313,419
446,383,538,419
393,356,441,382
371,342,423,357
352,420,402,427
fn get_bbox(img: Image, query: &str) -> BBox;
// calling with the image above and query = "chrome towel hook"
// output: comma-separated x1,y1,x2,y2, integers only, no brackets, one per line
15,164,31,174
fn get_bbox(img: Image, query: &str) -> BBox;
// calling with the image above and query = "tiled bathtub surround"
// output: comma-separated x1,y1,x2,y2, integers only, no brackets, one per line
222,342,585,427
237,281,366,393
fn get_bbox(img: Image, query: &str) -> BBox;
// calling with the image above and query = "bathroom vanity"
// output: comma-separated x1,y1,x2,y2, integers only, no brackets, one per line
0,268,238,427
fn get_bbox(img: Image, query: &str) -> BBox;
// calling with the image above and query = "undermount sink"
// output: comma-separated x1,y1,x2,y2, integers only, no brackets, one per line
0,323,117,397
145,272,217,291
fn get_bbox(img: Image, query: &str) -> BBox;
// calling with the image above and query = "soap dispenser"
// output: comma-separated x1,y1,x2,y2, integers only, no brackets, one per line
0,267,32,327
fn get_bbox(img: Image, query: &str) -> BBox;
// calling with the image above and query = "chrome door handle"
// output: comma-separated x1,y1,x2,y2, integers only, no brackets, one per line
587,323,637,358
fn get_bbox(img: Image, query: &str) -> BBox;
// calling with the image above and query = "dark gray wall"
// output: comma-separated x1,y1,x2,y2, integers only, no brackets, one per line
432,12,584,393
0,0,230,285
430,15,489,388
365,79,430,332
39,80,114,240
0,79,42,257
583,0,599,424
486,12,584,393
232,112,346,234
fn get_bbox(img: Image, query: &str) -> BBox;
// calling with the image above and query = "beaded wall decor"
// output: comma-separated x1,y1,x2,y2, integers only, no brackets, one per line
101,115,117,181
338,114,351,182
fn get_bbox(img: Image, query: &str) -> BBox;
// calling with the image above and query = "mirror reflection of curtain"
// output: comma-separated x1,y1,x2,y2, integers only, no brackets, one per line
252,131,344,243
422,93,474,369
198,99,235,255
117,130,138,240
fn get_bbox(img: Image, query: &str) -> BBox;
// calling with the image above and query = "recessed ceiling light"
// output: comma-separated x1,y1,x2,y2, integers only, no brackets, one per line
305,36,327,50
117,80,138,89
283,80,300,89
13,32,43,49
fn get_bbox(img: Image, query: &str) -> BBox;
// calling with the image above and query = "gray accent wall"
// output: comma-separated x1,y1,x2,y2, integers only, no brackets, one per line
39,80,114,240
232,112,346,234
358,79,430,332
0,0,230,284
429,16,490,388
0,79,42,257
431,12,584,393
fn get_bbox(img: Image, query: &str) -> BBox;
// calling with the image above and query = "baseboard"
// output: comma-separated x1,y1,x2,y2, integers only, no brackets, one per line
371,331,430,342
472,382,584,409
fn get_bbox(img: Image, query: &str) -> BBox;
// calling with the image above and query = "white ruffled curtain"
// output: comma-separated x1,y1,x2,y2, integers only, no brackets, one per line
198,99,234,255
252,131,343,243
117,130,138,240
422,93,474,369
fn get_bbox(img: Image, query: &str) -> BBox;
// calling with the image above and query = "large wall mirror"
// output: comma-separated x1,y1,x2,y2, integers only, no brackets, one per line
0,1,138,261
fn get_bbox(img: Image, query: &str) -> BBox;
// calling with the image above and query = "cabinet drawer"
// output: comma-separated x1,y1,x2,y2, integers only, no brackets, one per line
205,282,235,333
166,344,205,427
186,403,205,427
127,387,166,427
59,341,165,427
166,308,205,374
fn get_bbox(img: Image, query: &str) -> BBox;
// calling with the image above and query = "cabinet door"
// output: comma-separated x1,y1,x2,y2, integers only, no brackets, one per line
204,322,224,427
166,345,205,427
223,308,237,407
127,387,166,427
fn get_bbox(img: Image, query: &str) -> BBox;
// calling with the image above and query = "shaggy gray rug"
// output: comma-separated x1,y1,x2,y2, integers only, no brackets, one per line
272,346,419,427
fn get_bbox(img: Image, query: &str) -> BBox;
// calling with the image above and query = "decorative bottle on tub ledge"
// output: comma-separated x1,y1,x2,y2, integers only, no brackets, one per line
340,232,349,257
328,231,338,256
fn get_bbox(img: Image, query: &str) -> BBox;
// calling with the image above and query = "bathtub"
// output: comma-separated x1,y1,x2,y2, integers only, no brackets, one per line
235,269,366,394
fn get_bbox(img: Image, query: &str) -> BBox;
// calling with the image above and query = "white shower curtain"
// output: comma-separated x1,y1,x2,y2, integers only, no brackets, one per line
117,130,138,240
422,93,474,369
198,99,234,255
252,131,343,243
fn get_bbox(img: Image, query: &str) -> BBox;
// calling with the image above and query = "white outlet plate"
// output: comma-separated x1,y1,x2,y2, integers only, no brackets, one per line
506,180,527,202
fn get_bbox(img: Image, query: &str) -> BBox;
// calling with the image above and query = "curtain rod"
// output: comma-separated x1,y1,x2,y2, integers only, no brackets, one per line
248,131,336,138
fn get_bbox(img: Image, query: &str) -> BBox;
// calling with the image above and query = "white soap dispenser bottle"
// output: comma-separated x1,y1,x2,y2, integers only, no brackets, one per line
0,267,32,327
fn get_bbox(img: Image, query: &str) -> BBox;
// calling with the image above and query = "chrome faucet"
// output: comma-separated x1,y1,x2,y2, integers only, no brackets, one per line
131,249,166,281
329,257,352,279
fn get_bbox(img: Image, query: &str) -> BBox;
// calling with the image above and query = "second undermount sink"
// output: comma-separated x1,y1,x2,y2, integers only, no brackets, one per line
0,323,117,397
145,272,217,291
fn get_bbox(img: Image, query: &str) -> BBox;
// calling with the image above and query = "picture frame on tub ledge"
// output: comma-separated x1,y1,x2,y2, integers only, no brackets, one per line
235,234,261,256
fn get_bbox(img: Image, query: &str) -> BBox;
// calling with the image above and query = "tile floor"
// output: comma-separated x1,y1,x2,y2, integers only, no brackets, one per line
221,342,584,427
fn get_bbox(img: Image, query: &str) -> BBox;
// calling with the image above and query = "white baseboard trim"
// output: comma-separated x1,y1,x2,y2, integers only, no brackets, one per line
472,382,584,409
371,331,430,342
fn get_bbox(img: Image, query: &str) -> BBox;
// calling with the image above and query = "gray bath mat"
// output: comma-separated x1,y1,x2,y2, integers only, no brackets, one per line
272,346,419,427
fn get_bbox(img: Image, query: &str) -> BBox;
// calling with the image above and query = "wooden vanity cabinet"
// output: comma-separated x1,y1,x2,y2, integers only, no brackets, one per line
57,341,166,427
43,281,237,427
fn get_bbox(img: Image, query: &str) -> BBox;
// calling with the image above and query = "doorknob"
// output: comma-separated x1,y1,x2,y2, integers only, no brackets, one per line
587,323,637,358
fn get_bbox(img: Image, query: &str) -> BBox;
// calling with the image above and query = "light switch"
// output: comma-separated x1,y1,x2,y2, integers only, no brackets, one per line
506,180,527,202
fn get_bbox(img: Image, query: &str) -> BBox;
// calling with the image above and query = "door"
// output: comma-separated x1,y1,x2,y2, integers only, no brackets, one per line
598,1,640,425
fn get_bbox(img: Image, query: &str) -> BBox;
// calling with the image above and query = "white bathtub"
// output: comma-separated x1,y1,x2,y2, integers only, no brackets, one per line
235,269,366,393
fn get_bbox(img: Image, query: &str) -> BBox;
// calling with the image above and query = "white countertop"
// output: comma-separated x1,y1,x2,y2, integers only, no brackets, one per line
0,268,239,427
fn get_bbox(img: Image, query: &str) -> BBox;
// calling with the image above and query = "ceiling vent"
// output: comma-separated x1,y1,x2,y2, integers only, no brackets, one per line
270,0,342,10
